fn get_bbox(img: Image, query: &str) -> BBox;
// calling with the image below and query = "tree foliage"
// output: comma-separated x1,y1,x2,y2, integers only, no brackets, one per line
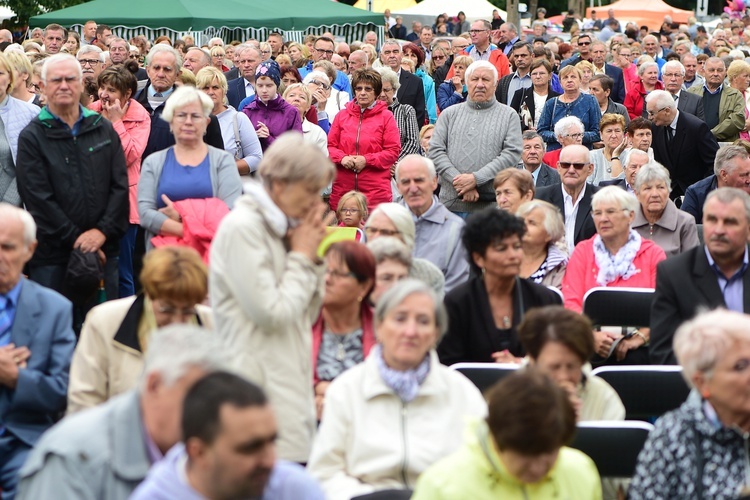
0,0,90,26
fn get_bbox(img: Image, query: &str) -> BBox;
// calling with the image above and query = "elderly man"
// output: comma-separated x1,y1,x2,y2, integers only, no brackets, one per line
662,60,704,120
600,148,651,193
688,57,745,142
497,22,520,57
299,36,352,95
364,31,378,50
109,37,147,79
43,24,66,54
76,45,104,83
647,89,718,199
380,39,426,126
682,144,750,222
226,44,260,109
81,20,96,45
428,61,522,217
347,50,368,75
131,372,324,499
641,34,666,71
0,204,76,499
396,155,469,292
16,326,226,500
336,42,350,59
16,54,128,313
535,144,599,253
182,46,211,75
520,131,560,187
389,16,407,40
136,45,223,160
495,40,531,105
681,53,704,89
651,188,750,364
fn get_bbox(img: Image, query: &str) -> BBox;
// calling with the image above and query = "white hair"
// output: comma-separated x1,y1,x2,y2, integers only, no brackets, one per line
41,53,82,83
395,154,436,182
592,185,640,214
161,85,214,123
662,60,685,76
634,161,671,192
645,89,677,110
145,43,183,68
375,66,400,91
208,37,224,47
367,202,416,250
0,203,36,245
554,116,584,140
303,70,330,86
465,60,498,85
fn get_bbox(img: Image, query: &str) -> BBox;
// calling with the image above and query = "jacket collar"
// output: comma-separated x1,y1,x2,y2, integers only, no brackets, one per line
241,181,289,238
419,196,450,224
10,279,40,346
362,350,444,400
111,391,153,479
633,199,680,231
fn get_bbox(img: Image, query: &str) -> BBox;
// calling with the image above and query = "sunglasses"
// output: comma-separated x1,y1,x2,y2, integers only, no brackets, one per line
559,162,588,170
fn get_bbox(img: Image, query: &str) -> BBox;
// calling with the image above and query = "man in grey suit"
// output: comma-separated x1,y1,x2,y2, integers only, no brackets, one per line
520,131,560,187
662,60,705,121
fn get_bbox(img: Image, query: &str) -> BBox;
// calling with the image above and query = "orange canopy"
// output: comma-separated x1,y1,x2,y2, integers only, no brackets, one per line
586,0,693,31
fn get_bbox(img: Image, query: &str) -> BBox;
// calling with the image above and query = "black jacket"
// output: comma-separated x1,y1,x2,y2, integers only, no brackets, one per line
16,107,129,265
535,183,599,247
397,70,426,127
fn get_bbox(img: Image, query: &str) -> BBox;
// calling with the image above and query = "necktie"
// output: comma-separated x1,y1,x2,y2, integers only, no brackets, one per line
154,92,163,98
665,126,674,142
0,296,11,346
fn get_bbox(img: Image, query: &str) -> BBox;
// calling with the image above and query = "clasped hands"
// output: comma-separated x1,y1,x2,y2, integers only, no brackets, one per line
341,156,366,173
453,173,478,202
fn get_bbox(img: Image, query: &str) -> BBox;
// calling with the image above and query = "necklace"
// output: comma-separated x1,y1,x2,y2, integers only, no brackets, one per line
502,315,512,329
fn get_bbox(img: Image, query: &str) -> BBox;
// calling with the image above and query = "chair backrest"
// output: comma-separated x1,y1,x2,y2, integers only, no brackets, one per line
582,287,655,328
546,285,564,304
352,489,413,500
451,362,520,393
569,421,654,478
590,365,691,420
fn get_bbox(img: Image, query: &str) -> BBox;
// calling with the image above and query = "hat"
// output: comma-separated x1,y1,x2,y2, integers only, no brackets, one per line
63,249,103,305
256,60,281,87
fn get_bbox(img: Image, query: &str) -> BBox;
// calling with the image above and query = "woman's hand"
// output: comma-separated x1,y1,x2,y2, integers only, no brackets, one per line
615,329,648,361
452,76,462,93
559,380,582,421
313,88,328,110
159,195,181,222
491,350,523,364
593,329,616,358
102,98,128,123
314,381,331,421
352,156,366,172
613,136,628,157
255,121,270,139
289,200,329,262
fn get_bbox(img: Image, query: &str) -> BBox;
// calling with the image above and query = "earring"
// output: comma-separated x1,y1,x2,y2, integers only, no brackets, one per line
357,296,363,303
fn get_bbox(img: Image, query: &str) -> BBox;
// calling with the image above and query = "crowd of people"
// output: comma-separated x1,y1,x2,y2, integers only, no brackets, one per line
2,10,750,500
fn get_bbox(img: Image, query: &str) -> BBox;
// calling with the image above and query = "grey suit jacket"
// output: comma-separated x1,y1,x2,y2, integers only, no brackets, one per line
527,163,561,187
676,89,705,121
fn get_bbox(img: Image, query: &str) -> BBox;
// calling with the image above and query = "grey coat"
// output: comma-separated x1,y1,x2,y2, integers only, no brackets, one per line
632,199,700,257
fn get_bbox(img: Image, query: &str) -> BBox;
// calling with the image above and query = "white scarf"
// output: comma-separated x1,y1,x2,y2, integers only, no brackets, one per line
592,230,642,286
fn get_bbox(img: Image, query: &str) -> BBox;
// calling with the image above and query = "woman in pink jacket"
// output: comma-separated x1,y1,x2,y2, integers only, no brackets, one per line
328,68,401,212
89,64,150,297
562,186,666,365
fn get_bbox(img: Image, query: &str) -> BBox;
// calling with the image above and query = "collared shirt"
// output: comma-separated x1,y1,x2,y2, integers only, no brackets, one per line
703,82,723,95
468,44,492,62
0,279,23,346
562,182,588,253
705,245,749,313
421,44,431,62
593,64,606,75
244,78,256,97
521,162,541,184
502,36,520,56
505,71,531,105
147,85,174,112
46,104,88,137
668,109,679,137
143,418,165,464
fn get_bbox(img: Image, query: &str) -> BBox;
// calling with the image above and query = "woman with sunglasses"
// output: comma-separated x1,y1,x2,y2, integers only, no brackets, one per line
402,43,438,124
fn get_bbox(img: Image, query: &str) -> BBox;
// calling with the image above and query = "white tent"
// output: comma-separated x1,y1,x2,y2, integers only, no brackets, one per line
393,0,505,30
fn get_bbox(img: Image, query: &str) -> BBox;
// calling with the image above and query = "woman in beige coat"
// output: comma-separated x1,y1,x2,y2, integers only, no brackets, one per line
209,133,335,463
67,246,213,414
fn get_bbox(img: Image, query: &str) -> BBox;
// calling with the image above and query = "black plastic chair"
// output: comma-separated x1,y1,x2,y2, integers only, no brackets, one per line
352,489,413,500
450,362,519,393
582,287,655,328
569,421,654,477
591,365,691,421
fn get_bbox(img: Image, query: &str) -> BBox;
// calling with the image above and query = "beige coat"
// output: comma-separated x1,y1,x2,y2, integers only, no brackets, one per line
67,295,213,414
307,350,487,500
210,185,325,463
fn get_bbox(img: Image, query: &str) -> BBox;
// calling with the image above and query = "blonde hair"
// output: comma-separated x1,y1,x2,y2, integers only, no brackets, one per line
337,191,369,221
140,246,208,304
599,113,626,133
195,66,228,94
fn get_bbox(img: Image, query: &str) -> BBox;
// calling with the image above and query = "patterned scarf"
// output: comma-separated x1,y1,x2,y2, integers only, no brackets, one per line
374,344,430,403
593,229,642,286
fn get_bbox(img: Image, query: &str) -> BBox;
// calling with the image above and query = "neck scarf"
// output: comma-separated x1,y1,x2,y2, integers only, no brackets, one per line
375,344,430,403
593,229,642,286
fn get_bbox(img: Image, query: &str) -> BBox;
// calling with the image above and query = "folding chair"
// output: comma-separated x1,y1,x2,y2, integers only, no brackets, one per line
352,489,413,500
582,287,655,329
569,421,654,478
450,362,519,393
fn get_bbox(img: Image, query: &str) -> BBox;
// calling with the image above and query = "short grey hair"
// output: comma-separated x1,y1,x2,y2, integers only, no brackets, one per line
375,66,400,91
645,89,677,111
374,278,448,341
395,154,436,182
714,144,749,176
554,115,584,140
0,202,36,245
234,44,260,58
76,44,103,63
367,236,413,268
258,132,335,192
139,324,229,391
161,85,213,123
41,53,82,82
634,161,672,192
662,60,686,76
705,187,750,223
522,129,546,149
627,149,650,167
381,38,401,51
592,185,640,214
209,37,224,47
186,46,211,66
367,203,416,250
637,61,659,77
145,43,183,69
302,70,330,87
516,199,565,244
465,60,498,85
674,309,750,385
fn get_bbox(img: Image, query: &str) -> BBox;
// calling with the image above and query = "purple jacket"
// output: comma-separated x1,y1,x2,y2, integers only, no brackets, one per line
242,94,302,151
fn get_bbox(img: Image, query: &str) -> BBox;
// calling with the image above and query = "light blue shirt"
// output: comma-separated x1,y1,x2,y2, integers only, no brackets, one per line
705,245,748,313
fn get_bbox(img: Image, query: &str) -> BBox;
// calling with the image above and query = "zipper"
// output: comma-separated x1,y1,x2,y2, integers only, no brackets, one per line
354,108,364,192
400,402,409,487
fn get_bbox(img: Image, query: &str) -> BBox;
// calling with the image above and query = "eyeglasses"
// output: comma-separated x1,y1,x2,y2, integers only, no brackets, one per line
560,133,584,139
558,161,589,170
315,48,335,55
340,208,360,214
325,268,356,279
578,41,591,46
381,87,394,93
646,106,669,117
469,29,489,34
308,79,330,90
354,85,375,93
78,59,101,67
591,208,629,218
174,112,206,122
261,50,271,55
29,83,41,92
365,227,400,237
433,55,446,61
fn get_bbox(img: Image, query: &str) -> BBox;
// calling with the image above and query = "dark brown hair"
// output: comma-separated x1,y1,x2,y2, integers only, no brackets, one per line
351,68,382,96
518,305,595,363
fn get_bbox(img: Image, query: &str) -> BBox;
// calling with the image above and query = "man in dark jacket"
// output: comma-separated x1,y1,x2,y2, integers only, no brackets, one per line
16,53,128,307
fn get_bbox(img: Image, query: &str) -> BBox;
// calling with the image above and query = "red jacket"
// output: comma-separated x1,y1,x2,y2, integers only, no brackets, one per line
311,304,377,385
562,235,667,313
328,100,401,212
624,79,665,120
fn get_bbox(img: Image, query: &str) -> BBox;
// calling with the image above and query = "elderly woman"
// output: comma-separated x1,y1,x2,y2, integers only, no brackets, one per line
365,203,445,297
195,67,263,177
283,83,328,154
632,162,700,256
5,50,40,106
537,65,602,152
429,61,522,217
242,60,302,151
520,306,625,421
367,236,412,305
301,70,332,133
436,55,472,112
308,279,487,500
517,200,568,288
412,369,601,499
402,43,437,124
0,52,43,206
312,60,350,122
376,67,421,161
589,113,629,186
631,309,750,498
210,134,335,463
510,58,560,132
494,168,534,214
67,246,213,413
541,115,584,168
138,85,242,248
88,65,150,297
624,61,663,120
439,208,561,365
313,241,376,420
328,68,401,212
728,60,750,139
209,45,228,72
419,124,434,155
562,186,667,364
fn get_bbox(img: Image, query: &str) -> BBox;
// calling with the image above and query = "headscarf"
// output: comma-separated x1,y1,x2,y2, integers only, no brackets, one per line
256,60,281,87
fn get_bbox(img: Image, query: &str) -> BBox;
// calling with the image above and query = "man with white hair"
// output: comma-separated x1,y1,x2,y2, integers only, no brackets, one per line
347,50,368,75
76,45,104,83
16,325,228,499
0,204,76,499
647,89,719,199
208,37,224,48
661,60,704,120
599,148,650,193
642,34,666,71
396,155,469,292
687,57,745,142
380,39,426,126
182,46,211,75
429,61,522,217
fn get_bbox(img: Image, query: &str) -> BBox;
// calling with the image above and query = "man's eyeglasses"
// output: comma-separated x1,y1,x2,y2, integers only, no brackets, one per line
578,41,591,46
309,79,330,90
315,48,335,56
78,59,101,67
647,107,669,117
558,161,589,170
469,29,489,34
561,133,584,139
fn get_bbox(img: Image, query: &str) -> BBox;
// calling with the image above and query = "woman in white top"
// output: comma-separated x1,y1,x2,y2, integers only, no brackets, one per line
589,113,628,186
283,83,327,154
195,66,262,176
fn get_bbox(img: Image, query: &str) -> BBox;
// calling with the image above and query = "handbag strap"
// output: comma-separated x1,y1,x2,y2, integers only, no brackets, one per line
232,112,242,159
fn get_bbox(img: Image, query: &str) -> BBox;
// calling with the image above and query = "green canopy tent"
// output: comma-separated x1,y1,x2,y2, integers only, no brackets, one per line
30,0,384,43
